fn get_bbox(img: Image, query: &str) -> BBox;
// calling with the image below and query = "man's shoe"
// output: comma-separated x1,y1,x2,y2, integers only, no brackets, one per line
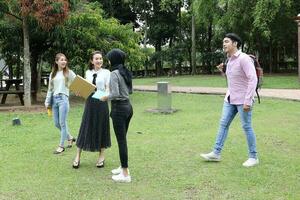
111,166,122,175
200,151,221,161
112,172,131,183
242,158,259,167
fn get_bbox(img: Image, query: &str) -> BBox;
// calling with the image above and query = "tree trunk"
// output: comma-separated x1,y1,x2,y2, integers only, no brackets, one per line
31,53,38,102
298,21,300,83
143,19,148,77
169,37,175,76
191,14,196,75
37,63,41,93
155,41,162,76
188,48,192,75
269,42,272,74
207,21,213,74
16,48,21,78
22,18,31,107
8,65,13,79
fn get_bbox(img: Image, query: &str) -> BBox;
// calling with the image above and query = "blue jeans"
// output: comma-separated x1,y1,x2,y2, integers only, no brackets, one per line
52,94,71,147
213,101,258,159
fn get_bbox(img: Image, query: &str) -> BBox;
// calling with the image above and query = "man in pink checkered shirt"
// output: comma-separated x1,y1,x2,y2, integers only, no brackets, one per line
201,33,259,167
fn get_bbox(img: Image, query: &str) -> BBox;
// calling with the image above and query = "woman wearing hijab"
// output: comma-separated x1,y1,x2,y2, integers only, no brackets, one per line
101,48,133,183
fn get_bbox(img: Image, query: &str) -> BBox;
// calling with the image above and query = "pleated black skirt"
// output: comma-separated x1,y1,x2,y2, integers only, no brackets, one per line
76,94,111,152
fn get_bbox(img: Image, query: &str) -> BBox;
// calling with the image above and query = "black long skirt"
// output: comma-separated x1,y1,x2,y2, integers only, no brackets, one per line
76,95,111,152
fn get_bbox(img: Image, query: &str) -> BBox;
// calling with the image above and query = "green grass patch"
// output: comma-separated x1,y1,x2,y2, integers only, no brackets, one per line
133,74,300,89
0,92,299,199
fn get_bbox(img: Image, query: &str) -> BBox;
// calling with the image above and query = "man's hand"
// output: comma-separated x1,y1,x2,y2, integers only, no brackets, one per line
216,63,224,72
243,104,251,112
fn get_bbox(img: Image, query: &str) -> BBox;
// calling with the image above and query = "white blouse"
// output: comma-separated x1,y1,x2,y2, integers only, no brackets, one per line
85,68,110,92
49,70,76,96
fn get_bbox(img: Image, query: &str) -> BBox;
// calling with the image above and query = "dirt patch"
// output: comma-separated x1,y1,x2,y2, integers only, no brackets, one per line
0,93,84,113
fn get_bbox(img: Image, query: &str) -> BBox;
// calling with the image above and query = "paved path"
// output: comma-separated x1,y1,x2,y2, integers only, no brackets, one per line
133,85,300,101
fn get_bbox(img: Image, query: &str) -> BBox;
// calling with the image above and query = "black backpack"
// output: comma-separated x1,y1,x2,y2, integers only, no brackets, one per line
223,54,263,103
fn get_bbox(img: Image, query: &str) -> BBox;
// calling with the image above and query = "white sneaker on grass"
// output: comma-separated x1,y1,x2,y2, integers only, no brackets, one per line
111,166,122,175
242,158,259,167
200,151,221,161
112,172,131,183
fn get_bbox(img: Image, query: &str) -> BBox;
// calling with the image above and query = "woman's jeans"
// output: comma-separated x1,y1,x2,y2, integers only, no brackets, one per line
52,94,71,147
213,101,258,159
110,100,133,168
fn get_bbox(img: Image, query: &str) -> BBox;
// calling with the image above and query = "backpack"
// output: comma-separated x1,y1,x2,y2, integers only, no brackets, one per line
248,55,263,103
223,54,263,103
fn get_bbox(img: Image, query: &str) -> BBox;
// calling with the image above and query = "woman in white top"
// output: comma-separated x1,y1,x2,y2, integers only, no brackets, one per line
73,51,111,169
45,53,76,154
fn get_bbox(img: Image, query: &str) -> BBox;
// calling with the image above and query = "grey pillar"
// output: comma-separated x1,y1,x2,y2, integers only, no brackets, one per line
157,81,171,112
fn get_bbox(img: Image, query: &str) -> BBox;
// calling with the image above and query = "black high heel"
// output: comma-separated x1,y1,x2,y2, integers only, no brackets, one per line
67,138,76,148
96,159,105,168
72,160,80,169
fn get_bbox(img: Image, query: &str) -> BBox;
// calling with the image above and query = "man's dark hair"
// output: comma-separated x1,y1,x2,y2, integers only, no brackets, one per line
225,33,242,48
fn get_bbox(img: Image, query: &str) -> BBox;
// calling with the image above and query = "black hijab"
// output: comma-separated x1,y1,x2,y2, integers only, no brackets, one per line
106,48,132,94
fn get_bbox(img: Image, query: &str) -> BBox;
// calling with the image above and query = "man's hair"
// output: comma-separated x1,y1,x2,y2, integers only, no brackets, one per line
225,33,242,48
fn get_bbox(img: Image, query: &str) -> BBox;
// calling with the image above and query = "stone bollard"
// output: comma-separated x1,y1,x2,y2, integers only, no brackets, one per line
157,81,172,113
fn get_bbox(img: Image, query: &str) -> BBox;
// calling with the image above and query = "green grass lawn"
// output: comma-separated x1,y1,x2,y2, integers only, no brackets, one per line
133,74,300,89
0,92,299,199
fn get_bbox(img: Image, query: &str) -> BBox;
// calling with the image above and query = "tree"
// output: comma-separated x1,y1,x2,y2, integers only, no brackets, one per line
46,2,144,75
130,0,182,76
94,0,137,25
0,0,69,106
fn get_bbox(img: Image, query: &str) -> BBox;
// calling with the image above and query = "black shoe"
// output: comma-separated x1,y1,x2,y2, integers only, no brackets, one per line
67,138,76,148
73,160,80,169
96,159,105,168
53,146,65,154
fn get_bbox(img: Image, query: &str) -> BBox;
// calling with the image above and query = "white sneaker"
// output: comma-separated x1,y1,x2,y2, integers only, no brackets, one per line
200,151,221,161
242,158,259,167
111,166,122,175
112,172,131,183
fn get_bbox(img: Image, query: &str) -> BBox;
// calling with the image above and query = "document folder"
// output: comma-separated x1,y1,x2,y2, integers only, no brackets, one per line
69,75,96,99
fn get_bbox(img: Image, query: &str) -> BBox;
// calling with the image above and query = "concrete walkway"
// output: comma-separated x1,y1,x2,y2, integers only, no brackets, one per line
133,85,300,101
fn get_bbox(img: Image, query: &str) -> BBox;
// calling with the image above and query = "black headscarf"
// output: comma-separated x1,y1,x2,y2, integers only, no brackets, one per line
106,48,132,94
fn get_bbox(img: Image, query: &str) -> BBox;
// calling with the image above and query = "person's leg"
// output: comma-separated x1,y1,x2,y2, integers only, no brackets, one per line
58,95,70,147
52,97,60,130
73,147,82,168
96,148,106,168
237,105,258,159
125,104,133,133
121,105,133,175
52,96,65,154
213,102,238,155
112,114,128,170
111,103,132,182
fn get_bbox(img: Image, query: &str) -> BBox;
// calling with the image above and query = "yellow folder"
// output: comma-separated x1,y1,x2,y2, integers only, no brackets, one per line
69,75,96,99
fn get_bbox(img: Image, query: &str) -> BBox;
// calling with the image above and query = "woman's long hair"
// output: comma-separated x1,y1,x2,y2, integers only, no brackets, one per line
50,53,70,87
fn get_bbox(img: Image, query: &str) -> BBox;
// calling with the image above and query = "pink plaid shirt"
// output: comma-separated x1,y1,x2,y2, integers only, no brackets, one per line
225,51,257,106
